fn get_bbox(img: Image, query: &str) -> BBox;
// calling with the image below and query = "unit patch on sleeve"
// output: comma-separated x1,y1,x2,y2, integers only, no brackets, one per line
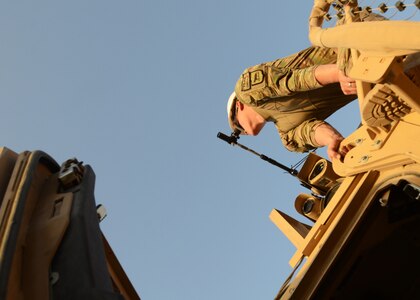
241,69,266,91
250,70,264,85
241,72,251,91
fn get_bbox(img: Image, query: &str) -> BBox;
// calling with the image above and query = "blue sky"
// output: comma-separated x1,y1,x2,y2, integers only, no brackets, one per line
0,1,418,299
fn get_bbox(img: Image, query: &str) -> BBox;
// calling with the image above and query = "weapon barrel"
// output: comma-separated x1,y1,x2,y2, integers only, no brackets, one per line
217,132,237,145
217,132,297,176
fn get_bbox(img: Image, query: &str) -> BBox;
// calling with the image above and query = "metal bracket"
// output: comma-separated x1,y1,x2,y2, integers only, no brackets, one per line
58,158,85,189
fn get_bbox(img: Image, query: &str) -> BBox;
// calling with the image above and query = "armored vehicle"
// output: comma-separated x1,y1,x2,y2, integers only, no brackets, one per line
0,148,140,300
270,1,420,299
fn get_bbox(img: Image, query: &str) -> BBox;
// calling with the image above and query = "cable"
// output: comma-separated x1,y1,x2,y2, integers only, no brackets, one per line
292,153,312,170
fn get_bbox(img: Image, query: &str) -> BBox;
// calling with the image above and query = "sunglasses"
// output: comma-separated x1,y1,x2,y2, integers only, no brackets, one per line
233,105,246,135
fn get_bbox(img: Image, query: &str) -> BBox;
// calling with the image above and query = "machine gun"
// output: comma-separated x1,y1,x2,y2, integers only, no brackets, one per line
217,132,298,176
217,131,342,222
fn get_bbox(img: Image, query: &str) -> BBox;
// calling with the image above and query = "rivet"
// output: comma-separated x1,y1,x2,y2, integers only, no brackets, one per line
360,155,369,163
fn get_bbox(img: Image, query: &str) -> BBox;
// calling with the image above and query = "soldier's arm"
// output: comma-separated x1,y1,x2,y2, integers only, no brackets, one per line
312,123,350,160
279,119,325,153
234,64,321,106
274,63,358,96
314,64,357,95
235,62,357,105
273,65,323,95
279,119,350,160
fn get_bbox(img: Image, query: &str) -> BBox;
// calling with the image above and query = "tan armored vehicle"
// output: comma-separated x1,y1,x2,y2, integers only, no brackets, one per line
269,0,420,299
0,149,140,300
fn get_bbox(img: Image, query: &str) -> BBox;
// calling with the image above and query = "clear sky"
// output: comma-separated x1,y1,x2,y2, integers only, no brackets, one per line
0,1,418,299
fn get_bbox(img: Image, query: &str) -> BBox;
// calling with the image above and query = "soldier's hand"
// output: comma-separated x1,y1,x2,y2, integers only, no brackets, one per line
313,123,348,161
327,136,353,161
327,137,344,161
338,70,357,95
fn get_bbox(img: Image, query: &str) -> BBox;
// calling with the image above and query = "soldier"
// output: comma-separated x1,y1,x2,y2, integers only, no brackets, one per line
227,46,358,161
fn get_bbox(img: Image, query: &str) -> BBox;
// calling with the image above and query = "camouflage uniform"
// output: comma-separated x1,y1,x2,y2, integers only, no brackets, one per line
234,46,356,153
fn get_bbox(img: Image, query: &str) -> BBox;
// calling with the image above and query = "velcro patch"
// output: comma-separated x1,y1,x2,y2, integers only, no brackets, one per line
250,70,264,85
241,69,265,91
241,72,251,91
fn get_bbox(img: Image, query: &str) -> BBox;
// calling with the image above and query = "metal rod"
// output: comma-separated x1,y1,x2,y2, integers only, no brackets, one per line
217,132,298,176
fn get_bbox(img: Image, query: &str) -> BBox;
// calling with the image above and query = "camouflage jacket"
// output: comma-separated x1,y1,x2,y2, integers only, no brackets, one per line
234,46,356,152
